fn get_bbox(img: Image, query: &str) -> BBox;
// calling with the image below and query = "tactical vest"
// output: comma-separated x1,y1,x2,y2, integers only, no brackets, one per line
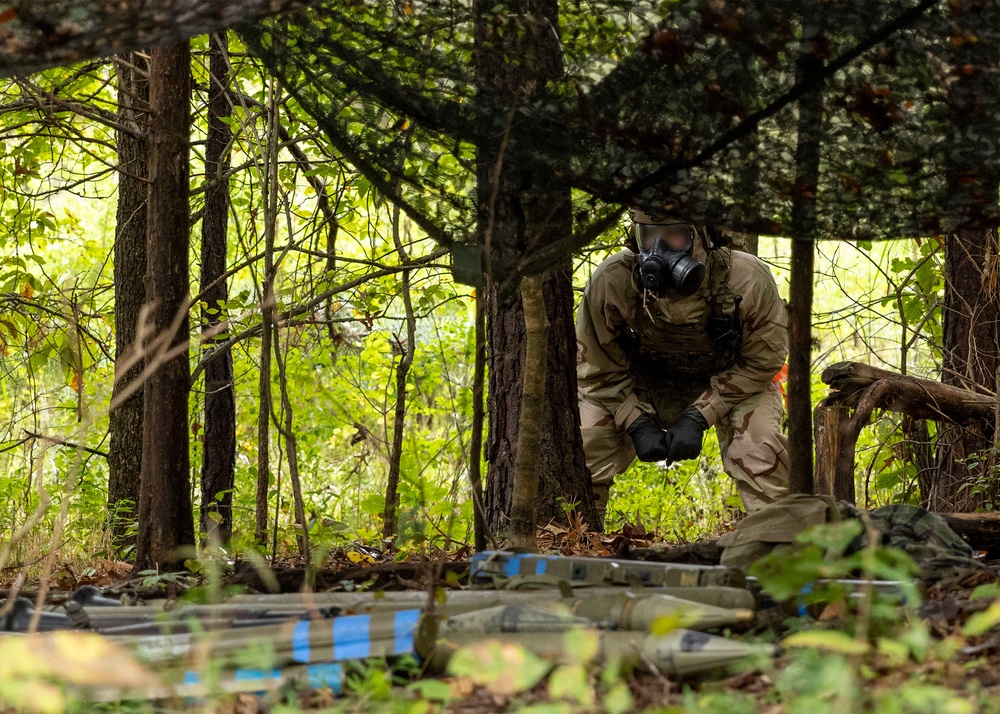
620,244,743,379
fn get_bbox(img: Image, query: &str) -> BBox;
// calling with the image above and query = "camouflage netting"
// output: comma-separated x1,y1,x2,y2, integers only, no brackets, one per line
237,0,1000,274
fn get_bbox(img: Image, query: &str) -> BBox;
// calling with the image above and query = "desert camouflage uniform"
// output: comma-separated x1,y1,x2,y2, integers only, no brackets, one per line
576,231,790,512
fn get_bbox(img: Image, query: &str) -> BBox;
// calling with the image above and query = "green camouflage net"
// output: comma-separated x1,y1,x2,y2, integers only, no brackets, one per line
239,0,1000,271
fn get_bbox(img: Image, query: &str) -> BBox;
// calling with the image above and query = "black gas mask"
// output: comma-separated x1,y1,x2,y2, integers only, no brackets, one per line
634,222,706,297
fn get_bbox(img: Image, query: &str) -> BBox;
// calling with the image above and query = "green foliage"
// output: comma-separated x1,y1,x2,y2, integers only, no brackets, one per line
607,429,739,540
0,3,957,581
751,520,920,618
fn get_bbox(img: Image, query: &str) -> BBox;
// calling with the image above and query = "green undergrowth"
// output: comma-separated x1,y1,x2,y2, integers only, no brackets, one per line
4,521,1000,713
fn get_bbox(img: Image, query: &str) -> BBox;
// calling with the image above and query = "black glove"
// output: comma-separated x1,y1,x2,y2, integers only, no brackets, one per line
666,406,709,461
626,414,672,462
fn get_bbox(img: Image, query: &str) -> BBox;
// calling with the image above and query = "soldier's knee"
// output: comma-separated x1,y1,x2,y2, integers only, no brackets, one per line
581,422,635,487
723,430,789,497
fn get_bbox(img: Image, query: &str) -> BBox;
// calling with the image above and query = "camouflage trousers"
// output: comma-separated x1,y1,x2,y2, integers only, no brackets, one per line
579,382,789,512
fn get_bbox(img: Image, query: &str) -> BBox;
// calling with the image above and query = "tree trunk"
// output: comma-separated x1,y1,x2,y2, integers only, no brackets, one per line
786,8,825,495
469,292,488,551
508,274,549,547
134,42,195,573
108,52,149,550
821,361,995,426
931,0,1000,512
819,361,1000,508
199,33,236,544
484,261,596,537
937,512,1000,558
931,228,999,510
271,323,311,564
475,0,597,539
255,79,280,548
383,204,416,542
905,416,936,508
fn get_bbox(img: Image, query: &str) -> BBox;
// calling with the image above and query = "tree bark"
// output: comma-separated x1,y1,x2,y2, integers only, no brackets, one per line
383,204,416,542
134,41,195,573
821,361,994,425
932,229,1000,510
108,51,149,550
819,361,1000,508
475,0,597,539
199,33,236,545
931,0,1000,512
484,261,596,537
469,291,488,551
271,323,310,564
905,416,935,508
0,0,329,78
813,401,851,502
255,80,280,548
786,8,825,495
509,274,549,548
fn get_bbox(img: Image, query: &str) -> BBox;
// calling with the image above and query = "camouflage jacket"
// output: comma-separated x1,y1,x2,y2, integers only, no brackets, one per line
576,238,788,430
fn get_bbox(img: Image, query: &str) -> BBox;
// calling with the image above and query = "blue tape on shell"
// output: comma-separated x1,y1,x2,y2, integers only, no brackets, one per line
333,614,371,661
233,668,281,682
393,609,420,655
293,619,312,663
306,663,343,694
502,555,521,577
797,583,813,617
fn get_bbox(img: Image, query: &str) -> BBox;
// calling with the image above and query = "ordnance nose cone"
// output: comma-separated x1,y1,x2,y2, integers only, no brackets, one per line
0,598,33,632
1,597,78,632
70,585,121,607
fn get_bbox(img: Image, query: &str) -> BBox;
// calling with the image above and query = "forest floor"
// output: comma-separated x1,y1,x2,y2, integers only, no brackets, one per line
3,518,1000,713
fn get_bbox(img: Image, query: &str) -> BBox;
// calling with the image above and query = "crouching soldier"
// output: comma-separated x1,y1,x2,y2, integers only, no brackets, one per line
576,209,790,525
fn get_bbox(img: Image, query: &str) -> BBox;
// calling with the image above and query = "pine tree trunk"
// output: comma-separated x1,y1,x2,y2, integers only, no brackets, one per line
931,1,1000,512
931,229,999,510
134,41,195,573
199,33,236,544
786,8,825,495
475,0,596,539
484,260,595,537
108,52,149,550
469,293,488,550
508,274,548,547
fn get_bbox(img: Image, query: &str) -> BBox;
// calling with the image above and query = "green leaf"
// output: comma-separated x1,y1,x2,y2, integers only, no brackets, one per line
446,640,550,695
795,519,863,555
360,493,386,515
602,681,633,714
963,600,1000,636
561,628,600,664
407,679,452,702
970,583,1000,602
548,664,593,706
783,630,870,655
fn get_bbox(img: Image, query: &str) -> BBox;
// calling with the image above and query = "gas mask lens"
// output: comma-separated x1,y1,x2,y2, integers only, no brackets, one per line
637,223,694,251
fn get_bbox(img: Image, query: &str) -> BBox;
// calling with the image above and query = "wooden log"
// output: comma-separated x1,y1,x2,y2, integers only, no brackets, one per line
814,400,854,503
821,361,994,427
813,380,892,505
937,512,1000,557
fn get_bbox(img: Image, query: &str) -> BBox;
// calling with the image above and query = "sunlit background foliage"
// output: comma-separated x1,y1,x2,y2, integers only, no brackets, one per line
0,9,950,568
